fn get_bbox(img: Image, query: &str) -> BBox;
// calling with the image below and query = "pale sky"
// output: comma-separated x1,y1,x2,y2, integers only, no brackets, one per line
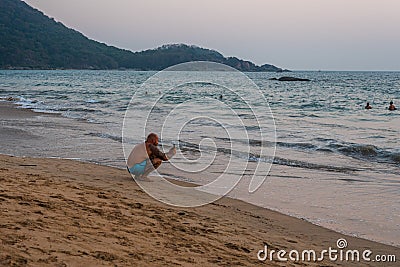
23,0,400,71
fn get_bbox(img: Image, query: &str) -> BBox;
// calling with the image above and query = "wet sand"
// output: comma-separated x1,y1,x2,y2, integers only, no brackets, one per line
0,101,399,266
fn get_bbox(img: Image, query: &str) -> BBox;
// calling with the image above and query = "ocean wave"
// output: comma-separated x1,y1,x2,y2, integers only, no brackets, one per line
84,99,108,104
337,144,378,157
176,140,358,173
272,157,358,173
79,90,116,95
0,96,21,102
86,132,122,143
299,102,325,109
216,137,324,151
388,152,400,164
68,107,99,113
276,141,318,150
216,136,397,166
34,81,76,87
327,142,400,165
3,95,109,122
14,96,33,103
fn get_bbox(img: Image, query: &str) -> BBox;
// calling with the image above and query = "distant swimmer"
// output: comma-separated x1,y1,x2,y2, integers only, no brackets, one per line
365,102,372,109
219,94,223,100
388,101,397,111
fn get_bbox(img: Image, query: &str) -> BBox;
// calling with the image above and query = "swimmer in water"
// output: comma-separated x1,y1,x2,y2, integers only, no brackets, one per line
388,101,397,111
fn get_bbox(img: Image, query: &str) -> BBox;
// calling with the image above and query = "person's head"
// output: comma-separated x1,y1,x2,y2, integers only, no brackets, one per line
390,101,393,105
366,102,370,105
146,133,159,146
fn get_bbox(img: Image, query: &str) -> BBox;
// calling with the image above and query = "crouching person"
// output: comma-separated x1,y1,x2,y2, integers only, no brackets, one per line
127,133,176,180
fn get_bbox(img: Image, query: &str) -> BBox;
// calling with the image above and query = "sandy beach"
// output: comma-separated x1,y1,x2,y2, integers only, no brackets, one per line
0,101,399,266
0,154,399,267
2,0,399,265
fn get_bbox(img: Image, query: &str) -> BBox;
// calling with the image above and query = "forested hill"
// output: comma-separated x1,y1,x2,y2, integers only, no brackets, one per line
0,0,285,71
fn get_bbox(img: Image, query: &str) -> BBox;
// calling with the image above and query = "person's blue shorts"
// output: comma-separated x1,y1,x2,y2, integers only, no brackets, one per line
127,160,146,175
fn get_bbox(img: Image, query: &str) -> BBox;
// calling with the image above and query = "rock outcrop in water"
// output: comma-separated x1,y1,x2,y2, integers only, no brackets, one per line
269,77,311,81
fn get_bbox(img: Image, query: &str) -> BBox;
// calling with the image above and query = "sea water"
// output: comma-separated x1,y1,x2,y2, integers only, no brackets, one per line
0,70,399,246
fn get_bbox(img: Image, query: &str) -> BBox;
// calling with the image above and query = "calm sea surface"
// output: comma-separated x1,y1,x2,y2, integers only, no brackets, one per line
1,70,399,246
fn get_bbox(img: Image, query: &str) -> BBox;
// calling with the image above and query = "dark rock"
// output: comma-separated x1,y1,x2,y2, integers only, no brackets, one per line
269,76,310,82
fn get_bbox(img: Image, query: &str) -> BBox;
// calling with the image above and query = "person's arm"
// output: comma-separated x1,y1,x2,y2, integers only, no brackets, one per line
166,145,177,159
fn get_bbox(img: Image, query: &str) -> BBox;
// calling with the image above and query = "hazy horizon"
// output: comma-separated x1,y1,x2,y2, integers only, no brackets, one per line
23,0,400,71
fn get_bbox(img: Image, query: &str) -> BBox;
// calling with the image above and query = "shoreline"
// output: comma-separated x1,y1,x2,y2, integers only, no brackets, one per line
1,100,400,249
1,153,398,266
0,101,399,266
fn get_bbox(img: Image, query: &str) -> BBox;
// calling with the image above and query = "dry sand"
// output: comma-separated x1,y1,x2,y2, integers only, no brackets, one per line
0,154,398,267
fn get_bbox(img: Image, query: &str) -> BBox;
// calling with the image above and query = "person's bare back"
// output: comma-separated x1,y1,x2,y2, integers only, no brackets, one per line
127,133,176,179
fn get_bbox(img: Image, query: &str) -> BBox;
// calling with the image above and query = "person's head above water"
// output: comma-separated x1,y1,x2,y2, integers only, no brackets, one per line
390,101,394,105
146,133,159,146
